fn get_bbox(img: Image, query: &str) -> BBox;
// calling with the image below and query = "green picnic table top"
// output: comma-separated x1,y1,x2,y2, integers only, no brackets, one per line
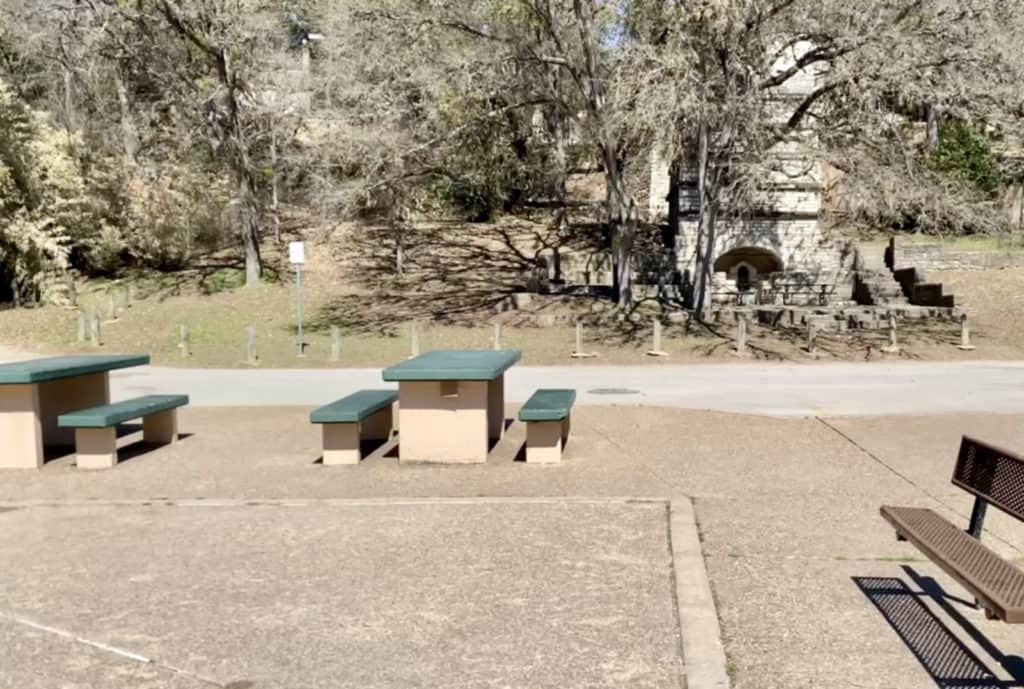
382,350,521,382
0,355,150,385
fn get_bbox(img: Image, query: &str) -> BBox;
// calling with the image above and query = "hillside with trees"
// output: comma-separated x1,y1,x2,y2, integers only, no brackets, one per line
1,0,1022,309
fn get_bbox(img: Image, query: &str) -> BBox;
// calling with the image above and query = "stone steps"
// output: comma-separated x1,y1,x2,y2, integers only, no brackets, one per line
853,269,909,306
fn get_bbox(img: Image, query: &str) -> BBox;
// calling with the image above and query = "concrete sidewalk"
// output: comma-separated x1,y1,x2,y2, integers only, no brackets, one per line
103,360,1024,417
4,406,1024,688
1,500,683,689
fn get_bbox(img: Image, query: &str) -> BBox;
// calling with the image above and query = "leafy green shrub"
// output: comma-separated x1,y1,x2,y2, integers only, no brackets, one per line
928,120,1005,194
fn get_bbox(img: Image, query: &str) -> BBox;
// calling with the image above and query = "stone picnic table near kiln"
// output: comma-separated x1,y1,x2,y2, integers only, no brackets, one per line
382,349,521,463
0,354,150,469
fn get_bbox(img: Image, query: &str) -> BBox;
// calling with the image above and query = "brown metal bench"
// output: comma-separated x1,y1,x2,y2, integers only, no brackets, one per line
880,436,1024,623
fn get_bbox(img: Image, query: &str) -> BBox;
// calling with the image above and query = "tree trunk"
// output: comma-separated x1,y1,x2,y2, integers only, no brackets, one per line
925,101,941,154
62,64,75,133
693,122,714,319
115,72,140,170
665,157,681,248
238,177,262,287
604,157,636,308
610,194,637,308
270,129,281,242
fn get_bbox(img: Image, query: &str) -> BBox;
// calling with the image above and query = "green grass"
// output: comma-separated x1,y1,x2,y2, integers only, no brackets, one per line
0,278,732,368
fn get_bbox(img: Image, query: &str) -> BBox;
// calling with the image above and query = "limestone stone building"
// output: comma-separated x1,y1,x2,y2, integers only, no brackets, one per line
647,42,852,306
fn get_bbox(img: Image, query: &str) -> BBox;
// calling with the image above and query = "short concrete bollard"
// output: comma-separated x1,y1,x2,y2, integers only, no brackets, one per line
647,319,669,357
245,326,258,365
733,315,751,358
179,325,191,358
881,313,901,354
958,313,976,351
106,291,119,322
331,326,342,361
492,322,502,351
570,320,597,359
76,310,87,343
410,322,420,359
89,312,102,347
803,320,821,358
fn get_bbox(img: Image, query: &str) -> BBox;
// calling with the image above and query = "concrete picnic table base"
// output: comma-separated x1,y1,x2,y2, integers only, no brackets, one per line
0,373,110,469
397,375,505,464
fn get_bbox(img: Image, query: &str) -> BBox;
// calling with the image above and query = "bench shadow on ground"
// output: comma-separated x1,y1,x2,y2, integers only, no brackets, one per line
108,432,194,466
312,437,394,465
854,567,1024,688
43,423,147,464
43,426,193,467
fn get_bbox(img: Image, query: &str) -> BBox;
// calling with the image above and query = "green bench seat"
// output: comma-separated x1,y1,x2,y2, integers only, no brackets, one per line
518,389,576,422
59,394,188,428
58,394,188,470
310,390,398,424
310,390,398,465
519,389,575,463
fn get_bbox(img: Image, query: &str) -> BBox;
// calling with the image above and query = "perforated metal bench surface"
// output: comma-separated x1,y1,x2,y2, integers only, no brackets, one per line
58,395,189,429
881,436,1024,623
880,505,1024,622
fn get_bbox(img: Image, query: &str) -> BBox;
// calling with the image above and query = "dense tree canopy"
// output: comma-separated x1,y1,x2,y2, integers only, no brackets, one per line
0,0,1021,305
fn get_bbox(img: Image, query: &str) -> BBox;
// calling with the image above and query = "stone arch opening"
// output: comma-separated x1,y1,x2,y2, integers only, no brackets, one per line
714,247,784,284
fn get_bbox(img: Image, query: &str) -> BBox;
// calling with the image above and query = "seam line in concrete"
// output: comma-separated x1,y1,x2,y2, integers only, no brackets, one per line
1,612,151,664
0,496,667,509
816,417,1023,556
1,610,230,687
664,502,688,689
670,497,731,689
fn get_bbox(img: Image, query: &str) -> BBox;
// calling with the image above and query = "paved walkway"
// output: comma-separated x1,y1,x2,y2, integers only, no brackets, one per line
105,360,1024,417
4,406,1024,688
1,499,683,689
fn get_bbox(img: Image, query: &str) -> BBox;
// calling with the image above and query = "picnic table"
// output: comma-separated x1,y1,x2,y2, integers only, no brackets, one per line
382,349,521,463
0,354,149,469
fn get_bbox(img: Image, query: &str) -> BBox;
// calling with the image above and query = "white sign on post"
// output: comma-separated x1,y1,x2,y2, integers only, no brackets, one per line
288,241,305,265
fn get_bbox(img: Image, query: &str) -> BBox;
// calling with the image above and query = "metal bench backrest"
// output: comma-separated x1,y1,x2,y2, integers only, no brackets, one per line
953,436,1024,523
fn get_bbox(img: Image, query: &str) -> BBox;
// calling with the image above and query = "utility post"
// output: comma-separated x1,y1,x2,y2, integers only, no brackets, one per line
289,241,306,357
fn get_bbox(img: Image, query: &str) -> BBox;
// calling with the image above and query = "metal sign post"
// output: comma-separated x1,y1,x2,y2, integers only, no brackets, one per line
289,242,306,357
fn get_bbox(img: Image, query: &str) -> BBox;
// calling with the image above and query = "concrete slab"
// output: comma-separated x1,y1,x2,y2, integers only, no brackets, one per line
706,554,1024,689
0,500,683,689
0,617,207,689
3,405,1024,689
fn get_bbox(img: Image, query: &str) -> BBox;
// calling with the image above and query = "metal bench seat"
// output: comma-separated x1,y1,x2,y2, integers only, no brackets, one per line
881,436,1024,622
880,505,1024,622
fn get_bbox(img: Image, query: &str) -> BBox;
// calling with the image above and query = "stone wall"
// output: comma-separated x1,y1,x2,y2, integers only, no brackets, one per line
888,237,1024,271
675,218,841,278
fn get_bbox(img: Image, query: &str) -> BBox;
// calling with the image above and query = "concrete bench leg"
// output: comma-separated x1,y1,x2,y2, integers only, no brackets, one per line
143,409,178,445
0,384,43,469
360,405,394,441
76,428,118,470
562,413,571,447
323,423,360,465
526,420,563,464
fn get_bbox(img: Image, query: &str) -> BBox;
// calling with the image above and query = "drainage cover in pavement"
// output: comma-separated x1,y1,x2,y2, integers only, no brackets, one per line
588,388,641,395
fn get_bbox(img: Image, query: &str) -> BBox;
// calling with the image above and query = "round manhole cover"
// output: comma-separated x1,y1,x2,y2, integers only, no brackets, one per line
588,388,641,396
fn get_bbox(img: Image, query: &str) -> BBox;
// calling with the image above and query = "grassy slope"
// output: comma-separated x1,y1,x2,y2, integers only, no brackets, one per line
1,226,1021,366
